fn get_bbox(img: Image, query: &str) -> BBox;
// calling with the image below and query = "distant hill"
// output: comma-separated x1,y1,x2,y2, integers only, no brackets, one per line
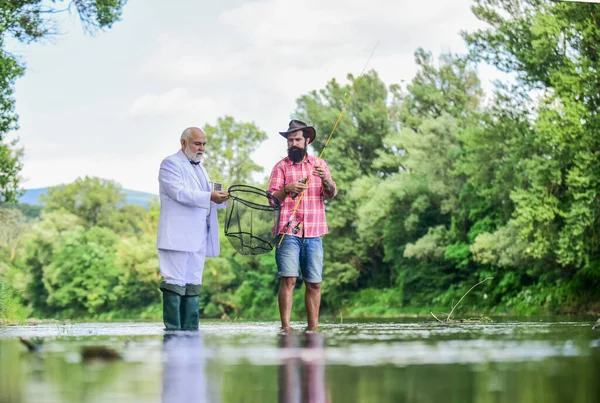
121,189,159,207
18,188,48,206
19,187,158,208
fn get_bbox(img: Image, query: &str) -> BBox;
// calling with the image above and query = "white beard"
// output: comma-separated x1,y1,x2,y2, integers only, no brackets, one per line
184,145,203,163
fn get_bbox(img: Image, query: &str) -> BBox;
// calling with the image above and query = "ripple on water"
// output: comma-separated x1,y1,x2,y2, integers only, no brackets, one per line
1,320,597,367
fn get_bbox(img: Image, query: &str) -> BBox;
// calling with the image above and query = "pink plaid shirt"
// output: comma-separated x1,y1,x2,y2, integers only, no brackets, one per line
267,154,336,238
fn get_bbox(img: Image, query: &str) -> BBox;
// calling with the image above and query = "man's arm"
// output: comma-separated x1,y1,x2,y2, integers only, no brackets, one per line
267,164,289,203
272,187,288,203
159,158,211,209
267,164,284,203
313,159,337,199
322,176,336,198
268,166,308,203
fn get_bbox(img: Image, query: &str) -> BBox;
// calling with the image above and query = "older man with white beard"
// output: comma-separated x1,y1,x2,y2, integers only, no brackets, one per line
156,127,229,330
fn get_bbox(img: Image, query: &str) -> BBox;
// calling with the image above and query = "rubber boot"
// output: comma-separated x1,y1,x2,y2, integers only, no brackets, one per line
181,284,201,330
162,291,182,330
160,282,186,331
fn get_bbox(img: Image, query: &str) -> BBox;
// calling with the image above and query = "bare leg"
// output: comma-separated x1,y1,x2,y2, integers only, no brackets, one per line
305,281,322,330
278,277,297,331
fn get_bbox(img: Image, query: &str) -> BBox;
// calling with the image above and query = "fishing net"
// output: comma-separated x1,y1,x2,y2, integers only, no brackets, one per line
224,185,281,255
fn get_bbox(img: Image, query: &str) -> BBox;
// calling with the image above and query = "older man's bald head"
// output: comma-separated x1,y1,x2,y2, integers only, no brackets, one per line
181,127,207,163
181,127,205,141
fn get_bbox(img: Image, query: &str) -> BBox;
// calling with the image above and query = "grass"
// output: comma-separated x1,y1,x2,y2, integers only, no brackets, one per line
430,277,494,323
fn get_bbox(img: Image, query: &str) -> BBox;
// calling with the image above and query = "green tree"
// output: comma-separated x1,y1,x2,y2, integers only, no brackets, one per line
0,0,127,202
0,202,42,219
40,176,125,228
12,196,162,317
44,226,120,315
0,206,29,320
112,234,160,311
203,116,267,186
112,203,155,235
0,206,27,262
0,138,23,204
351,51,485,307
465,0,600,304
18,210,83,314
398,49,483,131
456,87,534,227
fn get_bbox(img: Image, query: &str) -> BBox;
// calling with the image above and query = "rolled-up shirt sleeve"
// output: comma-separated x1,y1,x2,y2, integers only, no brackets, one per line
267,163,285,204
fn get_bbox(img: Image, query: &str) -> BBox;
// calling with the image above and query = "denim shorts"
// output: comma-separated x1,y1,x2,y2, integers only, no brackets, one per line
275,235,323,283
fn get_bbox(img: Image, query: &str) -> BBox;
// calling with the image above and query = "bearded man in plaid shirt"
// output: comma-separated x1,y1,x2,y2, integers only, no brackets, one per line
267,119,337,333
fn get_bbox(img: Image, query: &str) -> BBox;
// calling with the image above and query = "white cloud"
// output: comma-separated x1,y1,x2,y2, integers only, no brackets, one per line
13,0,498,193
123,0,493,191
21,154,162,194
143,34,247,81
129,87,221,118
141,0,485,91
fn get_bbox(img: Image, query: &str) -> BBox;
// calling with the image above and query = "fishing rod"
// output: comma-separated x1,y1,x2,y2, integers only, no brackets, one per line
278,42,380,248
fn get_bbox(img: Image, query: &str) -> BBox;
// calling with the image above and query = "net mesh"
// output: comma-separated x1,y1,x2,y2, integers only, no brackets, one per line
224,185,281,255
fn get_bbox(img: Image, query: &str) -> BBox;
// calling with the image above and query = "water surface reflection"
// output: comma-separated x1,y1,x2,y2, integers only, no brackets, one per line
278,332,328,403
162,332,217,403
0,319,598,402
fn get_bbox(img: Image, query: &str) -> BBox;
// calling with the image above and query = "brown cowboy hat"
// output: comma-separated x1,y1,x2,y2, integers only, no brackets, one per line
279,119,316,144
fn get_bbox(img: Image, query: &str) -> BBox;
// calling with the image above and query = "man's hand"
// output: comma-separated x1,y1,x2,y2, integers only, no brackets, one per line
312,163,336,197
210,191,229,204
284,181,308,196
311,165,327,179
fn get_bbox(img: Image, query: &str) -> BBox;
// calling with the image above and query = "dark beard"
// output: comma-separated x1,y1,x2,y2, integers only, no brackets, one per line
287,146,307,163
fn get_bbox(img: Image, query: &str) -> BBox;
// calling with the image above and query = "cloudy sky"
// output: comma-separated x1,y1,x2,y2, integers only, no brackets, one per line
7,0,500,194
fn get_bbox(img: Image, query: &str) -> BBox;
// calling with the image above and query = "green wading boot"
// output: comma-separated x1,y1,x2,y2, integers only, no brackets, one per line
180,284,201,330
160,282,186,331
162,291,181,330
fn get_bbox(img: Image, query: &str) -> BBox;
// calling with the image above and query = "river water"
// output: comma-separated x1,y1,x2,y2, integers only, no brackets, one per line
1,318,599,402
